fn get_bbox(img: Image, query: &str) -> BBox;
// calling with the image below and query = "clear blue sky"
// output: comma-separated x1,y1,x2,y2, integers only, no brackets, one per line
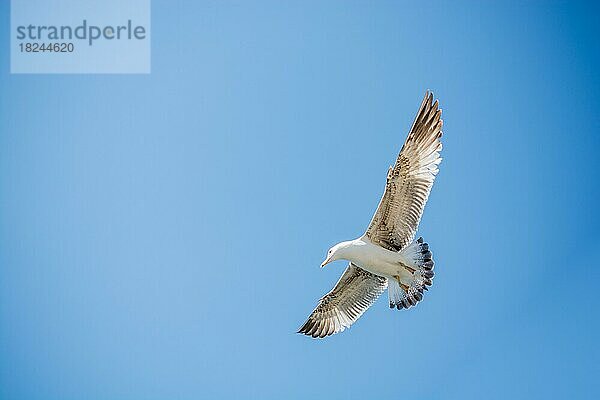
1,1,599,399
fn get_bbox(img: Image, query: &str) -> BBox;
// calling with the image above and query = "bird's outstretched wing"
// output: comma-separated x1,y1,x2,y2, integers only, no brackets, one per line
298,263,387,338
366,91,443,252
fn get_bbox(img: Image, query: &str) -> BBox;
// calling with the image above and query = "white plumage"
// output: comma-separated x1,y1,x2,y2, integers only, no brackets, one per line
299,91,443,338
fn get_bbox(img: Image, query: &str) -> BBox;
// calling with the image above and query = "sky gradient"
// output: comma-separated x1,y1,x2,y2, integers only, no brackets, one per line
1,1,599,399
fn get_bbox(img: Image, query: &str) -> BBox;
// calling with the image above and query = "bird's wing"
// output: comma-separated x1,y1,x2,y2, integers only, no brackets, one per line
365,91,443,251
298,263,388,338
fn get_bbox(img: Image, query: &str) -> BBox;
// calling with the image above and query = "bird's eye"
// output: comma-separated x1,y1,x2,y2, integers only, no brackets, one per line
328,250,332,254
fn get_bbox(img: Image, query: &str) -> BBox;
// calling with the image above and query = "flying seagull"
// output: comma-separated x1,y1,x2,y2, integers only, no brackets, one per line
298,91,443,338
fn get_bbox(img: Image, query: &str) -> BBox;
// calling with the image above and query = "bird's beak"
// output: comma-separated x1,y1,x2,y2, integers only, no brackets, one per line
320,257,331,268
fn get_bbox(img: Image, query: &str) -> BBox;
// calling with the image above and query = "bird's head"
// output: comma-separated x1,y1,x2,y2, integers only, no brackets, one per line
320,242,351,268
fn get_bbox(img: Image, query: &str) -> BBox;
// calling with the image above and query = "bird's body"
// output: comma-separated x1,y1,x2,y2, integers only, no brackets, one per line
325,236,416,279
299,91,443,338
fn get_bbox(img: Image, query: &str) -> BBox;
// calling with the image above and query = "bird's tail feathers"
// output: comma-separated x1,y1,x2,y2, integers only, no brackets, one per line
389,237,434,310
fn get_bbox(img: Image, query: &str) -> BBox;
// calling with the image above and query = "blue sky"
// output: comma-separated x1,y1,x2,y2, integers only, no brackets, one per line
1,1,599,399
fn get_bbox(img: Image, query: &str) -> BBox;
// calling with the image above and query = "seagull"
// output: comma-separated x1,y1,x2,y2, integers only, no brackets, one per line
298,91,443,338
